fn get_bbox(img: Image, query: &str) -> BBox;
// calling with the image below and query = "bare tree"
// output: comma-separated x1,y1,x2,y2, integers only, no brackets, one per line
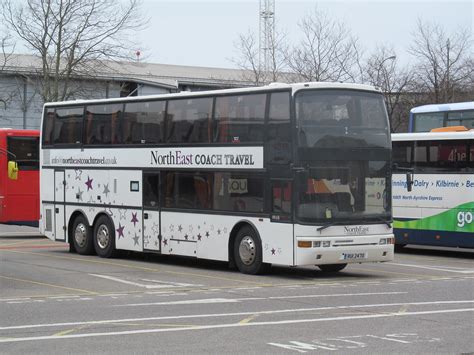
0,33,16,110
364,45,414,132
409,19,473,103
233,28,287,85
1,0,148,102
285,9,362,83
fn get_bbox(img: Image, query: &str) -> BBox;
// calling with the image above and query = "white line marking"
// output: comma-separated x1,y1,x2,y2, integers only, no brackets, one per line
389,262,474,274
1,300,473,331
0,308,472,343
89,274,202,289
366,334,411,344
118,292,407,307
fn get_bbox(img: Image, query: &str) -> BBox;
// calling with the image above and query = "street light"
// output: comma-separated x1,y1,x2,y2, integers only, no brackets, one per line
376,55,396,88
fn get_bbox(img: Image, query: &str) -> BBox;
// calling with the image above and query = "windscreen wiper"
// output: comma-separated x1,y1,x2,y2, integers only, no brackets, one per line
374,217,392,229
317,221,347,232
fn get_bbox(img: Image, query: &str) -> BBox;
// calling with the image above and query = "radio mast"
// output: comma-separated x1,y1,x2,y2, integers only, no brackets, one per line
259,0,275,74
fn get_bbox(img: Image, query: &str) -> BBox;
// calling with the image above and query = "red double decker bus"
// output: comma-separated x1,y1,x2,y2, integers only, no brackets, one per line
0,129,40,226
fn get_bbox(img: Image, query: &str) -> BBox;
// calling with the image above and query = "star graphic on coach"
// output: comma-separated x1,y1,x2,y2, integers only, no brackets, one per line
85,176,93,191
271,248,276,255
116,223,125,239
103,184,110,197
131,212,139,227
133,233,140,246
75,169,83,180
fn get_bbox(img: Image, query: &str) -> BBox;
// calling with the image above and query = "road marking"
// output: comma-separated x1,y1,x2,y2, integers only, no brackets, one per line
118,292,407,307
0,244,67,250
0,275,98,295
2,300,472,331
90,274,205,289
0,307,472,343
239,314,259,324
2,249,271,287
366,334,411,344
389,262,474,274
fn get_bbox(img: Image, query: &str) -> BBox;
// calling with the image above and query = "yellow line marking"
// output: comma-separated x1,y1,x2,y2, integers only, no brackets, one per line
0,275,98,295
54,325,88,337
0,240,38,247
398,304,409,314
239,314,258,324
355,267,440,279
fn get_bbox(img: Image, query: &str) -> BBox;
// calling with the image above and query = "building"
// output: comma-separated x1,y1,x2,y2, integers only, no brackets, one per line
0,54,253,130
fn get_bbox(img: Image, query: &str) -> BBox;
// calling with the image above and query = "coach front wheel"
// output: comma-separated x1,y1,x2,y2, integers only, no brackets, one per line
234,226,269,275
93,215,117,258
72,215,94,255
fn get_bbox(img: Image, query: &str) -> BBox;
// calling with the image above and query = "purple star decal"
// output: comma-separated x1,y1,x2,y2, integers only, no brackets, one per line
184,234,189,240
163,239,168,246
271,248,276,255
178,225,183,232
131,212,139,227
116,223,125,239
85,176,93,190
205,231,210,238
197,234,202,241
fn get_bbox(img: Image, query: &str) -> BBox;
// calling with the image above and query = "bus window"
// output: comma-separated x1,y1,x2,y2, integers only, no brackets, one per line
143,173,159,208
42,109,55,145
53,107,84,145
166,97,213,143
7,136,39,170
213,172,264,212
272,180,292,220
163,171,212,210
85,104,123,145
429,140,469,171
267,92,291,164
413,112,445,132
123,101,165,144
392,141,413,169
214,94,266,143
447,110,474,129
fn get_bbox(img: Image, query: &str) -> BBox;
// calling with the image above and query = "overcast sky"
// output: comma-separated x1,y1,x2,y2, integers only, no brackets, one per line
138,0,473,68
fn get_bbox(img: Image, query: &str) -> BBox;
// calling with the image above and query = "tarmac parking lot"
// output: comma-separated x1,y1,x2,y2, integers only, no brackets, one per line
0,226,473,354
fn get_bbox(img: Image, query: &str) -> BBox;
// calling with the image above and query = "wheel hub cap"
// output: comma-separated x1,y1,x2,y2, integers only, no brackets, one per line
74,223,87,248
97,225,110,249
239,236,256,265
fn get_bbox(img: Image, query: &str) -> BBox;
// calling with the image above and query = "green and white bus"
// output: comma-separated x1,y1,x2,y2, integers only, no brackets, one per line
392,130,474,248
39,82,395,274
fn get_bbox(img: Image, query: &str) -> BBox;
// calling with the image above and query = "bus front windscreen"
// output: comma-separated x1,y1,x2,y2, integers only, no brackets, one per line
295,89,391,224
295,89,390,149
297,161,391,224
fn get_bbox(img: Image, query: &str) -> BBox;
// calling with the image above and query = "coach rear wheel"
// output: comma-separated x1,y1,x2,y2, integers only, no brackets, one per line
234,226,269,275
72,215,94,255
318,264,347,272
93,215,117,258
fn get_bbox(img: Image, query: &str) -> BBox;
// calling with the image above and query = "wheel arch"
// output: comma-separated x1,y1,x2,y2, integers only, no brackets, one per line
228,219,261,268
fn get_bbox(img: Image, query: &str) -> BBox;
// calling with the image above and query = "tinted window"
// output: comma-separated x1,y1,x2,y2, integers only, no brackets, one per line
85,104,123,145
411,140,471,172
447,110,474,129
413,112,444,132
53,107,84,145
214,94,266,143
213,172,264,212
7,136,39,170
166,97,213,143
392,141,413,169
143,173,159,208
123,101,165,144
267,92,291,164
163,172,213,209
272,180,292,220
42,108,55,145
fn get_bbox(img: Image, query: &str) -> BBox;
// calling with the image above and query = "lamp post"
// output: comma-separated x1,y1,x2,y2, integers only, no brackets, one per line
376,55,396,88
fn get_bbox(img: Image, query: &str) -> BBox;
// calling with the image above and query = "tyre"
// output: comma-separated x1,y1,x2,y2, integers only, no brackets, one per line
318,263,347,272
233,226,268,275
93,215,117,258
71,215,94,255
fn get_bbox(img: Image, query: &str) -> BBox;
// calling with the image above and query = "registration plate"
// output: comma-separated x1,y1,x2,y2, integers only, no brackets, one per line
340,252,368,260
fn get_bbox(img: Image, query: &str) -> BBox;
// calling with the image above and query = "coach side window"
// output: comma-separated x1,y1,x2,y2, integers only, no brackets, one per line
42,109,56,145
267,92,291,164
85,104,123,145
123,101,165,144
166,97,213,143
214,94,266,143
53,107,84,145
392,141,413,169
213,172,264,212
428,140,469,171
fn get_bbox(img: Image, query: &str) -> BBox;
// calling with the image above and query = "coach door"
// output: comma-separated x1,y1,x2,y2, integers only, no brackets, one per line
142,172,161,252
54,170,66,241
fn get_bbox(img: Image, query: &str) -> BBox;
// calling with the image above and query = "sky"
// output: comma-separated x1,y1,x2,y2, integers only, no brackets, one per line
138,0,473,69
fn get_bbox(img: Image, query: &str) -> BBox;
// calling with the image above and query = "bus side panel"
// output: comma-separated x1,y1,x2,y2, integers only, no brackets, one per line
259,221,294,266
63,169,143,252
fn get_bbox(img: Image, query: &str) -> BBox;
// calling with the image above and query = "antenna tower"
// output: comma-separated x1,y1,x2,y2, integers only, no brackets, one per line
259,0,275,74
